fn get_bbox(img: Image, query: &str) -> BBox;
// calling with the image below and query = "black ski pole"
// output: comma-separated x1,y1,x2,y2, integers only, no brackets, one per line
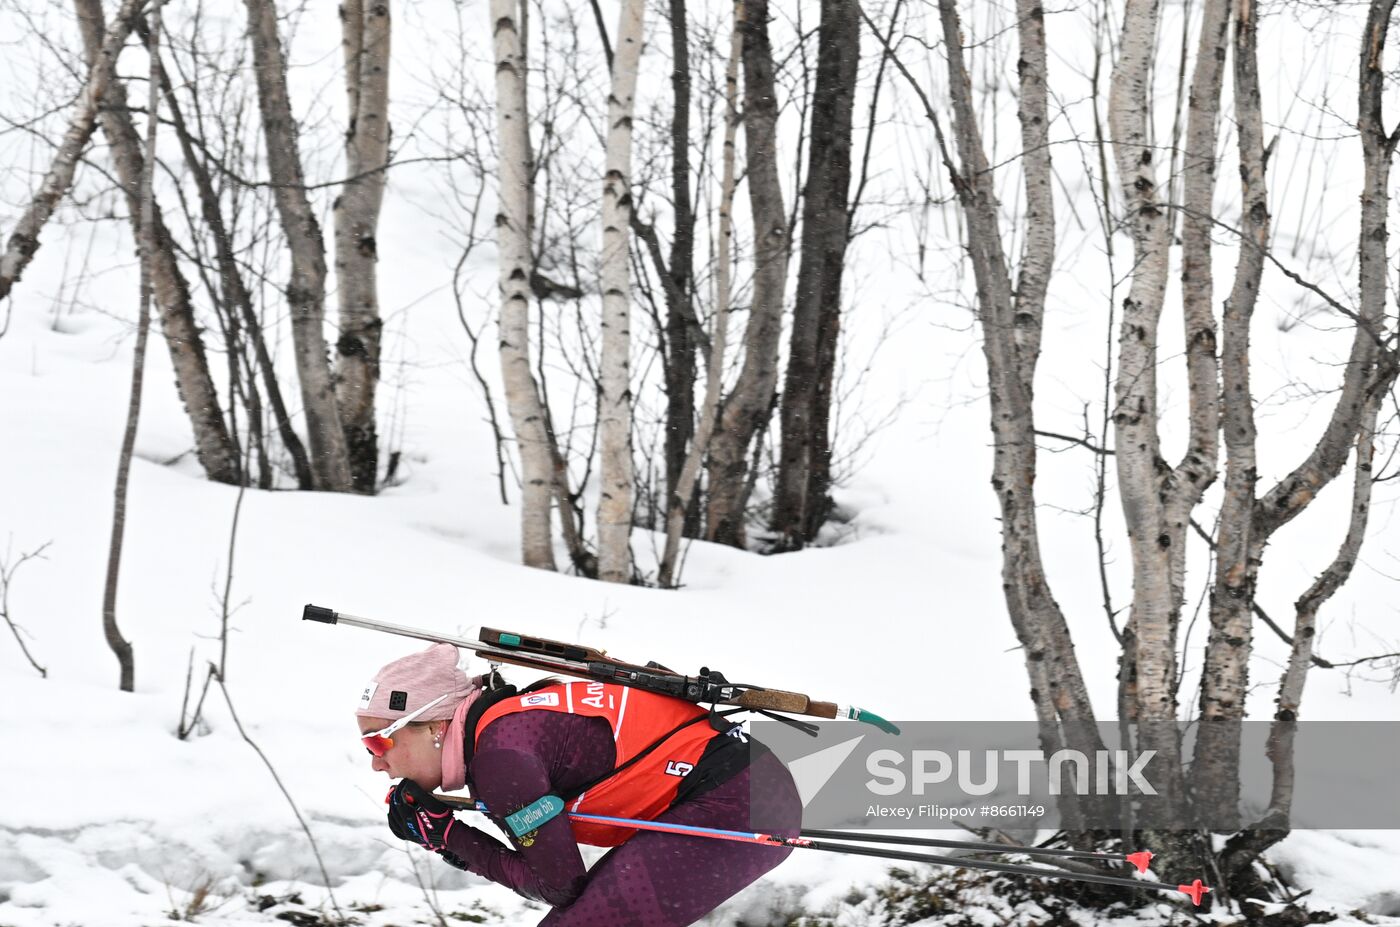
800,829,1154,872
434,796,1210,905
793,836,1210,905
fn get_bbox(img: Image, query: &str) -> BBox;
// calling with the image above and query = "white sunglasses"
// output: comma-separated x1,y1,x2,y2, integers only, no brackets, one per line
361,692,451,756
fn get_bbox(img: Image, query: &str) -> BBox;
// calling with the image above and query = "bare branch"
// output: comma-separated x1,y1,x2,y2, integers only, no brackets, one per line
0,0,146,302
216,676,345,923
0,540,53,678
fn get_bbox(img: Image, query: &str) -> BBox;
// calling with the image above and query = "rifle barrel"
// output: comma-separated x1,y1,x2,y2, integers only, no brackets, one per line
304,605,589,675
303,604,897,734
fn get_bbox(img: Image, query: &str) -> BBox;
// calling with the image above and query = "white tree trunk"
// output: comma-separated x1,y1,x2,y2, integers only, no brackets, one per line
244,0,354,491
596,0,646,584
155,58,314,489
1108,0,1188,835
1201,0,1399,842
927,0,1106,831
1192,0,1260,833
704,0,789,547
73,0,242,487
334,0,391,493
658,1,741,589
492,0,556,570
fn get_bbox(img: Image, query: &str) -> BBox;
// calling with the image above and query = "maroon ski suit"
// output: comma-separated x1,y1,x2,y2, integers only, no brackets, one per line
437,686,802,926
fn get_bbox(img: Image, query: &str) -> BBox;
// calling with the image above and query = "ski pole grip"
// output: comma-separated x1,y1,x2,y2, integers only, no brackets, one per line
302,604,339,624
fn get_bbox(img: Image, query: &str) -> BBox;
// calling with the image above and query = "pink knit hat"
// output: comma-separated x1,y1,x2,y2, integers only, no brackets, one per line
354,642,481,721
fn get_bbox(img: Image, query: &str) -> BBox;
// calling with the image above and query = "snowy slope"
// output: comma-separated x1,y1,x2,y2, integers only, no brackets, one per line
4,230,1398,923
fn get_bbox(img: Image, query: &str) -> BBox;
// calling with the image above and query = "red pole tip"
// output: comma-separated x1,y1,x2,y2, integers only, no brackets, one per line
1126,850,1153,874
1177,879,1211,906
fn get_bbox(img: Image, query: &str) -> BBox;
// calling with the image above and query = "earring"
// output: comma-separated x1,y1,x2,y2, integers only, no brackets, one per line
433,735,442,750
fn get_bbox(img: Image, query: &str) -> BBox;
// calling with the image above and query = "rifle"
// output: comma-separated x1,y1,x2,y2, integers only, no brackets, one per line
303,604,898,734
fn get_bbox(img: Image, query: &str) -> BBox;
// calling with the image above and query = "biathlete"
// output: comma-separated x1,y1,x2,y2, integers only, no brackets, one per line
355,642,802,925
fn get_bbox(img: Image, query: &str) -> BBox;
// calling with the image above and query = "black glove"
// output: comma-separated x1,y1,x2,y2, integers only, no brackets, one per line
385,779,458,852
437,849,472,872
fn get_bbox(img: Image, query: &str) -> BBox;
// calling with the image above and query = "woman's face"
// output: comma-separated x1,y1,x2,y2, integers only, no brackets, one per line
358,717,446,789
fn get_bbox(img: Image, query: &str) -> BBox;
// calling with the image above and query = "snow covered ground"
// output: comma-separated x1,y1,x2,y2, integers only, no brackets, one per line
3,1,1400,924
3,234,1398,923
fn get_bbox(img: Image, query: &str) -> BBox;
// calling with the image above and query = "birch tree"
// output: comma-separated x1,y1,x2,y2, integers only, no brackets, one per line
1101,0,1400,886
493,0,557,570
704,0,789,547
872,0,1114,835
658,0,742,588
933,0,1110,831
596,0,646,583
1187,0,1258,834
334,0,392,493
862,0,1399,896
1193,0,1400,845
1218,395,1385,898
1106,0,1222,865
868,0,1400,888
154,42,315,490
244,0,354,492
72,0,243,487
